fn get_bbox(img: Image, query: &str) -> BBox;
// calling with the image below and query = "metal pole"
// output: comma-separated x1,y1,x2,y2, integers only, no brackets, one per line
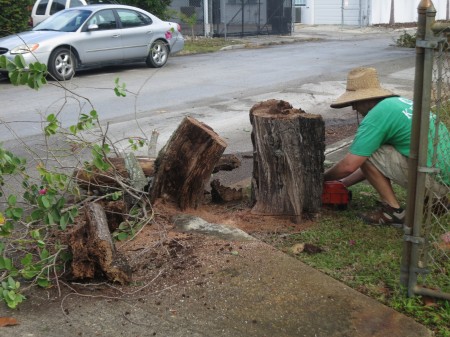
400,0,428,289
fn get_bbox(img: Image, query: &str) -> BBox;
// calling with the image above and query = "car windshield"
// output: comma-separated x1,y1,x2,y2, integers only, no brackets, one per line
33,9,93,32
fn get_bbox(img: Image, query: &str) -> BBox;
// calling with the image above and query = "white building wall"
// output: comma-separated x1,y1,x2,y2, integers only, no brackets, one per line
371,0,449,24
304,0,449,26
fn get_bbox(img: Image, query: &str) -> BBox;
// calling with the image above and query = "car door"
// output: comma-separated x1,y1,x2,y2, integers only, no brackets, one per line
78,9,123,64
116,9,154,60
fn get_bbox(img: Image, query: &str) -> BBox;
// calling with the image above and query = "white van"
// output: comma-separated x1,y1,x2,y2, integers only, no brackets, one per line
31,0,118,27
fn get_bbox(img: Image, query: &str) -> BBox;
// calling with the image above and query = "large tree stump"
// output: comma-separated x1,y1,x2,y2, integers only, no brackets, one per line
250,99,325,221
150,117,227,210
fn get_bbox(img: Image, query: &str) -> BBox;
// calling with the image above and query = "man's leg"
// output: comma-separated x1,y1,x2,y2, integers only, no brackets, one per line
360,160,401,209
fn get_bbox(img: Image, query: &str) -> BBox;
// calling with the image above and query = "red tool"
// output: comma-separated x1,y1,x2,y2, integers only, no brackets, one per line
322,181,352,209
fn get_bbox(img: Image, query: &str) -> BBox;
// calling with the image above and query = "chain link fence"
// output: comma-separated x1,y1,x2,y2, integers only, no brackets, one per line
401,1,450,301
169,0,292,38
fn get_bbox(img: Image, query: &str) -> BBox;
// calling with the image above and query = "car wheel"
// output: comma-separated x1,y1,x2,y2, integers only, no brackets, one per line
48,47,76,81
146,40,169,68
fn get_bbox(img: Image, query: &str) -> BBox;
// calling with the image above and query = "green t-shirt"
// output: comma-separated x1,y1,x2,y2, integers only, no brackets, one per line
350,97,450,186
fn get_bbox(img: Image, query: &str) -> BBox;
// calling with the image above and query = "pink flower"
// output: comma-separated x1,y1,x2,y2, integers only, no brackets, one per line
348,240,356,246
165,31,172,39
38,188,47,195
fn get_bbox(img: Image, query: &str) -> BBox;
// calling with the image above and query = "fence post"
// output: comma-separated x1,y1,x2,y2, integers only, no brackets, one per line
400,0,437,296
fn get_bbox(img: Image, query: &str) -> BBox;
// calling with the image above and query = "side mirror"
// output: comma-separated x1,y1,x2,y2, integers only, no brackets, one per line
87,23,99,31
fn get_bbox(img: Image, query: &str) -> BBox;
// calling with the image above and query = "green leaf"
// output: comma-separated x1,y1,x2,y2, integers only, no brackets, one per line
20,253,33,266
0,257,11,270
59,213,69,230
12,208,23,219
40,195,51,209
14,55,26,69
40,248,49,260
37,278,50,288
7,195,17,206
117,232,129,241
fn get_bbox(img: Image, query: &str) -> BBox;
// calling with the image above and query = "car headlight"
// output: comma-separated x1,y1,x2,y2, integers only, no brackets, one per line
10,44,39,54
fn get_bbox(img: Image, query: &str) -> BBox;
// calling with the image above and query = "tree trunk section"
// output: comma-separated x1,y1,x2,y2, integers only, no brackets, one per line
74,157,155,190
250,99,325,221
150,116,227,210
69,202,131,284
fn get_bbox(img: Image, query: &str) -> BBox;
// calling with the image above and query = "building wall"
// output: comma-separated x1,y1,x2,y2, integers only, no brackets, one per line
371,0,449,24
305,0,449,25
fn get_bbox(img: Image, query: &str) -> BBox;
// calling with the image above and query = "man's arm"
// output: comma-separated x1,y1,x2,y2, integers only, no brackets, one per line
324,153,368,182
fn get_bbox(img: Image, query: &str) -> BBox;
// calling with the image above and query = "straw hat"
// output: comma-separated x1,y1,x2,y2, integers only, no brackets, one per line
330,67,397,108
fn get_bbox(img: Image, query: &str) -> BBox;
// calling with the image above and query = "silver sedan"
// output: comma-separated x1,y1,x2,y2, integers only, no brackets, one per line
0,4,184,81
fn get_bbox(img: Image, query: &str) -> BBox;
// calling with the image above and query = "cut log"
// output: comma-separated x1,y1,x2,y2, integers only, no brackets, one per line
210,179,243,203
74,157,155,190
69,202,131,284
74,154,238,191
250,99,325,222
150,116,227,210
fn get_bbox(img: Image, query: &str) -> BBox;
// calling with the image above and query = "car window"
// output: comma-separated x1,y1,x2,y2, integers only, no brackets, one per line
116,9,152,28
86,9,117,30
34,9,92,32
70,0,85,7
36,0,49,15
50,0,67,14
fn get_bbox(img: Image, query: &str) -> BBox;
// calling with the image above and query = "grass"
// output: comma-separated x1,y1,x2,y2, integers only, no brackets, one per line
265,183,450,337
178,37,246,55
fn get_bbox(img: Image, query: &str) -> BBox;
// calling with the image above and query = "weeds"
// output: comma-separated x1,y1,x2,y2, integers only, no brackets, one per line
396,30,417,48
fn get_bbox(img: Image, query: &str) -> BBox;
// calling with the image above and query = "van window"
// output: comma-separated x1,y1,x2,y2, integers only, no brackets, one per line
70,0,85,7
50,0,67,14
36,0,49,15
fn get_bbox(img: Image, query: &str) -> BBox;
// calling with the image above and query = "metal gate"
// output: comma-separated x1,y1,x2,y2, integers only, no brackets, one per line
170,0,293,37
400,0,450,301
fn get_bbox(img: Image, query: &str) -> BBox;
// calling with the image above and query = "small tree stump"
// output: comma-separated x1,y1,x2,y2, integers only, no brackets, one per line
250,99,325,221
69,203,131,284
150,117,227,210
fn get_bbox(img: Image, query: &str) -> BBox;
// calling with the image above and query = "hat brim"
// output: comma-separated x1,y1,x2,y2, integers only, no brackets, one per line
330,88,396,108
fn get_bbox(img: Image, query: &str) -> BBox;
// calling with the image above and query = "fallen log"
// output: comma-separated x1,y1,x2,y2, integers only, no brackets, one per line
150,116,227,210
74,154,239,191
250,99,325,222
73,157,155,190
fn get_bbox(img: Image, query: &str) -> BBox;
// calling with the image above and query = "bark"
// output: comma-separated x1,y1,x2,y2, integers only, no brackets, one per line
74,157,155,190
250,99,325,221
210,179,243,203
69,202,131,284
150,116,227,210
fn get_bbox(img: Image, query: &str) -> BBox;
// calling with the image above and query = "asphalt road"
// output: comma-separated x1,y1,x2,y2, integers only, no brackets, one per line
0,28,416,156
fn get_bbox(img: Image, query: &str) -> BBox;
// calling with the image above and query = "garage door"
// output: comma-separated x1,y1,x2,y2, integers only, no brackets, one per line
314,0,367,26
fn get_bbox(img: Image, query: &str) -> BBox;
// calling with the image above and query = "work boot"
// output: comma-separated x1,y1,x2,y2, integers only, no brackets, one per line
359,202,405,228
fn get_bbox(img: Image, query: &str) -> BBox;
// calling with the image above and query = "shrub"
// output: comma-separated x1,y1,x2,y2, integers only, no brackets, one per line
0,0,34,37
396,30,416,48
